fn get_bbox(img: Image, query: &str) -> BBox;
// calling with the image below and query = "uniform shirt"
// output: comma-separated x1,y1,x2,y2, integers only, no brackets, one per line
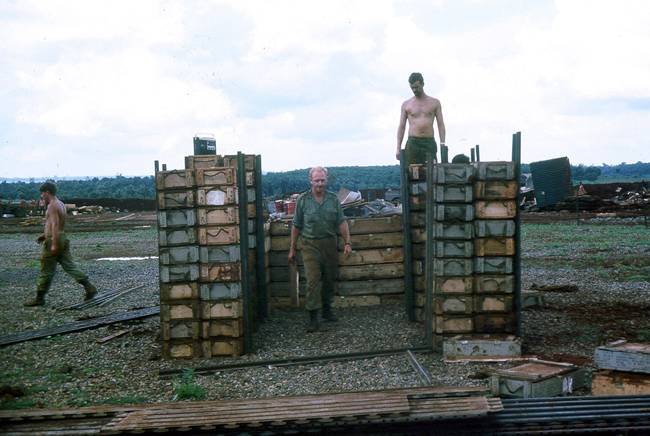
292,190,346,239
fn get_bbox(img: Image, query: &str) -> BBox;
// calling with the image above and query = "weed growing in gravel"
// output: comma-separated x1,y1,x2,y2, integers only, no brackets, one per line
173,368,206,401
637,330,650,344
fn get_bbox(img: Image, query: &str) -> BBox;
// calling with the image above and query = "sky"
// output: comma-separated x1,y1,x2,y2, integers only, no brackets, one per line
1,0,649,180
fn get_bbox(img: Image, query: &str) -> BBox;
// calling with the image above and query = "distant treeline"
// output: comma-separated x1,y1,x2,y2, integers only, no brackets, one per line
1,162,649,201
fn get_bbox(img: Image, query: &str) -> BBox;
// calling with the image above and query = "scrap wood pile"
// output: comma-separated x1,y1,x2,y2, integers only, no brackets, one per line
537,183,649,213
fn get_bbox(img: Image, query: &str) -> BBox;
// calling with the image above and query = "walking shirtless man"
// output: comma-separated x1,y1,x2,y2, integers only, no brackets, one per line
23,181,97,307
396,72,446,166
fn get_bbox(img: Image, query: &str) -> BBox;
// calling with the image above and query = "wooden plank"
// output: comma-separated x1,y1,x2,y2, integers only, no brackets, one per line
97,330,129,344
591,370,650,396
339,263,404,281
346,215,402,234
338,279,404,296
339,247,403,265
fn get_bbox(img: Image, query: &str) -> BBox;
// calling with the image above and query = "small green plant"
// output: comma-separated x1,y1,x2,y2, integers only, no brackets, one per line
637,330,650,344
172,368,206,401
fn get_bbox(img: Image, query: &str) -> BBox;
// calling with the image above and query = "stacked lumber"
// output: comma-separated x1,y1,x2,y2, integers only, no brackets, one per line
267,214,404,308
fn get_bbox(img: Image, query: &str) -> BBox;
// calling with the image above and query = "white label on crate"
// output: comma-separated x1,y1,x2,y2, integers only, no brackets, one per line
206,190,226,205
562,376,573,393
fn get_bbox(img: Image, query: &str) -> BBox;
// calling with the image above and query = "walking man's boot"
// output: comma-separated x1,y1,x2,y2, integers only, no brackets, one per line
307,310,320,333
81,279,97,301
322,304,338,322
23,291,46,307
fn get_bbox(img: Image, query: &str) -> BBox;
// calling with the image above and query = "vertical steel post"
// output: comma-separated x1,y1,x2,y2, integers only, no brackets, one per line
475,144,480,162
512,132,522,337
400,154,415,322
237,152,252,352
425,154,436,349
254,155,268,321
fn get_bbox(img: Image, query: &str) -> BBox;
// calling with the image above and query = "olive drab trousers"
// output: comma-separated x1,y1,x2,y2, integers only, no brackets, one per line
37,234,89,294
298,236,339,311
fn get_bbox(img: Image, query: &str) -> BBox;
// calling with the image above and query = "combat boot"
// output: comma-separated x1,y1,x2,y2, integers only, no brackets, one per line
306,310,320,333
81,279,97,300
23,291,46,307
322,304,338,322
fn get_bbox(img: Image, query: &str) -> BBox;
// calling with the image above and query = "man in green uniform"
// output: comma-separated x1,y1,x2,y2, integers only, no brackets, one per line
23,181,97,307
288,167,352,333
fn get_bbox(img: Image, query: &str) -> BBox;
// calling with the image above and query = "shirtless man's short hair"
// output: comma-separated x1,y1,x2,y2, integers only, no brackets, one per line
397,72,446,166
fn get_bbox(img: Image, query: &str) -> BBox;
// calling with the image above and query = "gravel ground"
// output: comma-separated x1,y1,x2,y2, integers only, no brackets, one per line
1,212,649,410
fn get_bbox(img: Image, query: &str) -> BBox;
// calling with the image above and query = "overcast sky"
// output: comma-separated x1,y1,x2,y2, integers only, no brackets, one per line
1,0,649,179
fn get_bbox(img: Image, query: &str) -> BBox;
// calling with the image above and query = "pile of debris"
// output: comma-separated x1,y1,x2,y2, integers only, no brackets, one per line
533,183,649,213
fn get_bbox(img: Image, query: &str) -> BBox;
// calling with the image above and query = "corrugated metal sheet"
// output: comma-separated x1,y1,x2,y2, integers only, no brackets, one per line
529,157,573,208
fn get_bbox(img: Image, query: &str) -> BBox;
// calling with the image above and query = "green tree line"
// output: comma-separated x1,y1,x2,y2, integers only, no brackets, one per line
2,162,649,201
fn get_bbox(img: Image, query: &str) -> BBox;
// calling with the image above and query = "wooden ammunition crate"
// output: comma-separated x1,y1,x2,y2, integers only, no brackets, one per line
157,189,195,209
474,237,515,256
159,245,200,265
199,262,242,282
443,334,522,358
333,295,381,308
200,282,242,300
197,206,238,225
158,227,198,247
201,300,243,319
432,295,473,315
223,154,256,170
433,258,473,276
474,314,516,333
434,277,473,294
160,282,199,302
185,154,224,170
157,209,196,228
474,257,513,274
475,275,514,294
196,186,236,206
474,220,515,237
195,167,236,186
201,319,243,338
434,184,473,203
162,339,202,360
162,320,200,341
339,247,404,265
490,361,586,398
474,180,518,199
155,169,196,190
160,264,200,283
434,315,474,334
435,241,474,258
198,226,239,245
434,164,475,184
434,204,475,222
474,295,514,313
434,222,474,239
202,337,244,357
591,370,650,396
160,302,201,321
199,245,241,263
595,340,650,374
475,201,517,219
474,162,515,180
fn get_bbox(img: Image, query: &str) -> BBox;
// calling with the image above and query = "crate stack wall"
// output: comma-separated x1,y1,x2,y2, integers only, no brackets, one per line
472,162,518,335
156,154,263,359
267,215,405,308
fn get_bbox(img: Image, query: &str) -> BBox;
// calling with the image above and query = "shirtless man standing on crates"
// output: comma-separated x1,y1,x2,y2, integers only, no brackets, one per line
396,72,446,166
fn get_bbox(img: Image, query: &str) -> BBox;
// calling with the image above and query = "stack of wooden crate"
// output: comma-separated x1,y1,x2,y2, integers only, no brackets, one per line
472,162,518,335
407,161,518,346
267,215,405,308
156,154,261,359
